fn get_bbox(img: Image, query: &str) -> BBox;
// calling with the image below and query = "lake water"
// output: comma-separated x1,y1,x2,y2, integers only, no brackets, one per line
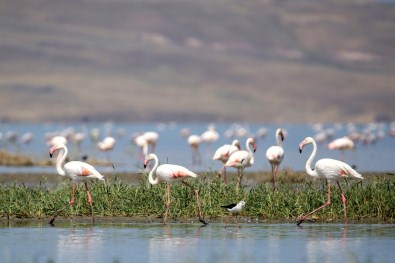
0,222,394,263
0,121,394,175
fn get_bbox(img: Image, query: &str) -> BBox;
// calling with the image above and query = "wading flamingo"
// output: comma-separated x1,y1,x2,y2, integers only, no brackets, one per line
144,153,207,226
297,137,364,226
49,143,105,226
221,200,245,227
187,134,202,165
98,136,116,162
143,131,159,154
266,128,285,188
213,139,241,183
218,137,257,188
327,136,354,161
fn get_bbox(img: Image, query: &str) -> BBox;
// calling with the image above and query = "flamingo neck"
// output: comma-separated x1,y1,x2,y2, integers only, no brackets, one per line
276,133,283,148
56,146,67,176
305,140,318,178
148,155,159,185
246,139,255,165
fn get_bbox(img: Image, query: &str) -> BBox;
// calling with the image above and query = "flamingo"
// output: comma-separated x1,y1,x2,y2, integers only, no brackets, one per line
98,136,116,161
48,143,105,225
213,139,241,183
143,131,159,154
187,134,202,165
144,153,207,226
200,125,219,153
134,134,148,162
218,137,257,188
221,200,245,227
297,137,364,226
266,128,285,188
327,136,354,161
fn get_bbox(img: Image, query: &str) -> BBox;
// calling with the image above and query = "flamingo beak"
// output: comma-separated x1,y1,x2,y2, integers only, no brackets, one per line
253,143,257,153
280,132,285,141
49,147,56,158
299,142,304,153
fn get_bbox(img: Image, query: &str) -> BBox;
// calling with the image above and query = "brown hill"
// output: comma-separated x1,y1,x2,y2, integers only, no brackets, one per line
1,0,394,123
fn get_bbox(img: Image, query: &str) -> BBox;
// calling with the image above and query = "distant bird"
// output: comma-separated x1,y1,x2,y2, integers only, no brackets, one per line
266,128,285,188
297,137,364,226
200,125,219,153
218,137,257,188
20,132,34,145
48,143,105,226
327,136,354,161
144,153,207,226
134,134,148,162
47,135,68,147
143,131,159,154
187,134,202,165
98,136,116,161
213,139,241,183
221,201,246,227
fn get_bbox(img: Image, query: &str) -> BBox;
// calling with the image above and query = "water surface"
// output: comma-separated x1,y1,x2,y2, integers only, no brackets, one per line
0,223,394,263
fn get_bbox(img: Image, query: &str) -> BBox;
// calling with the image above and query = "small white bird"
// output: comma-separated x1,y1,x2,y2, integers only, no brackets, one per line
221,201,246,227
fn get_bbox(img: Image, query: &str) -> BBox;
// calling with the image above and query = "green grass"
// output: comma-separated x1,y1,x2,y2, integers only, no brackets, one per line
0,171,394,223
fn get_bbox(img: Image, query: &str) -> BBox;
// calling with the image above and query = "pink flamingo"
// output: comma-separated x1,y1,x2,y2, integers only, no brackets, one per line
218,137,257,188
143,131,159,154
200,125,219,153
98,136,116,161
187,134,202,165
213,139,241,183
327,136,354,161
266,128,285,188
297,137,364,226
144,153,207,225
49,143,105,226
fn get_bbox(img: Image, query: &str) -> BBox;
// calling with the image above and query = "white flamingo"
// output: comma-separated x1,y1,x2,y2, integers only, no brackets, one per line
297,137,364,226
144,153,207,225
266,128,285,188
213,139,241,183
187,134,202,166
49,143,105,225
218,137,257,188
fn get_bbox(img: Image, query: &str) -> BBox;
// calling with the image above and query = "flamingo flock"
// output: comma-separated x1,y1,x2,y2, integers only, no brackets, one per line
3,121,394,227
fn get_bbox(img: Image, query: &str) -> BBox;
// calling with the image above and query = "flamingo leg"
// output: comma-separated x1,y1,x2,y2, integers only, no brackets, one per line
182,181,208,226
84,182,95,225
337,181,347,225
223,167,227,184
49,183,77,226
271,164,277,189
236,168,245,189
297,181,332,226
163,183,171,224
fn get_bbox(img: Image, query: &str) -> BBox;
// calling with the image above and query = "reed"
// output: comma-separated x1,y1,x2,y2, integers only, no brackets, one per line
0,171,393,222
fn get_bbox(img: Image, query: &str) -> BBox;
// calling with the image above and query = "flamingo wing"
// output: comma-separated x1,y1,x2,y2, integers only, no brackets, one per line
225,150,251,168
213,145,239,162
157,164,197,182
64,161,104,181
315,158,363,181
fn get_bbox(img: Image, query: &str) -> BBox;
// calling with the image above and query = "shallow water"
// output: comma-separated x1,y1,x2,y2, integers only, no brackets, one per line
0,222,394,263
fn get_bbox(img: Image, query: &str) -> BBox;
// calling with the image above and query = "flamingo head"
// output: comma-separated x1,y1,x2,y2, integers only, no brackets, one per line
49,143,65,158
279,129,285,141
232,139,241,150
299,137,314,153
252,140,257,153
143,153,155,168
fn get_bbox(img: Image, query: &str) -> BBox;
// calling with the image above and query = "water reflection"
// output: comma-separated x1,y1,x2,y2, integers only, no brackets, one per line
55,227,103,262
148,225,201,263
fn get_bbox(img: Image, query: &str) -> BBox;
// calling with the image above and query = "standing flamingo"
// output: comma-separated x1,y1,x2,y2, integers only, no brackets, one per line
218,137,257,188
213,139,241,183
144,153,207,226
327,136,354,161
297,137,364,226
266,128,285,188
98,136,116,162
143,131,159,154
187,134,202,165
200,125,219,153
49,143,105,225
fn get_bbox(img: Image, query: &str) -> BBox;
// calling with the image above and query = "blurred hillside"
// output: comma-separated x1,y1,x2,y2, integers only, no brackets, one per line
1,0,394,123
